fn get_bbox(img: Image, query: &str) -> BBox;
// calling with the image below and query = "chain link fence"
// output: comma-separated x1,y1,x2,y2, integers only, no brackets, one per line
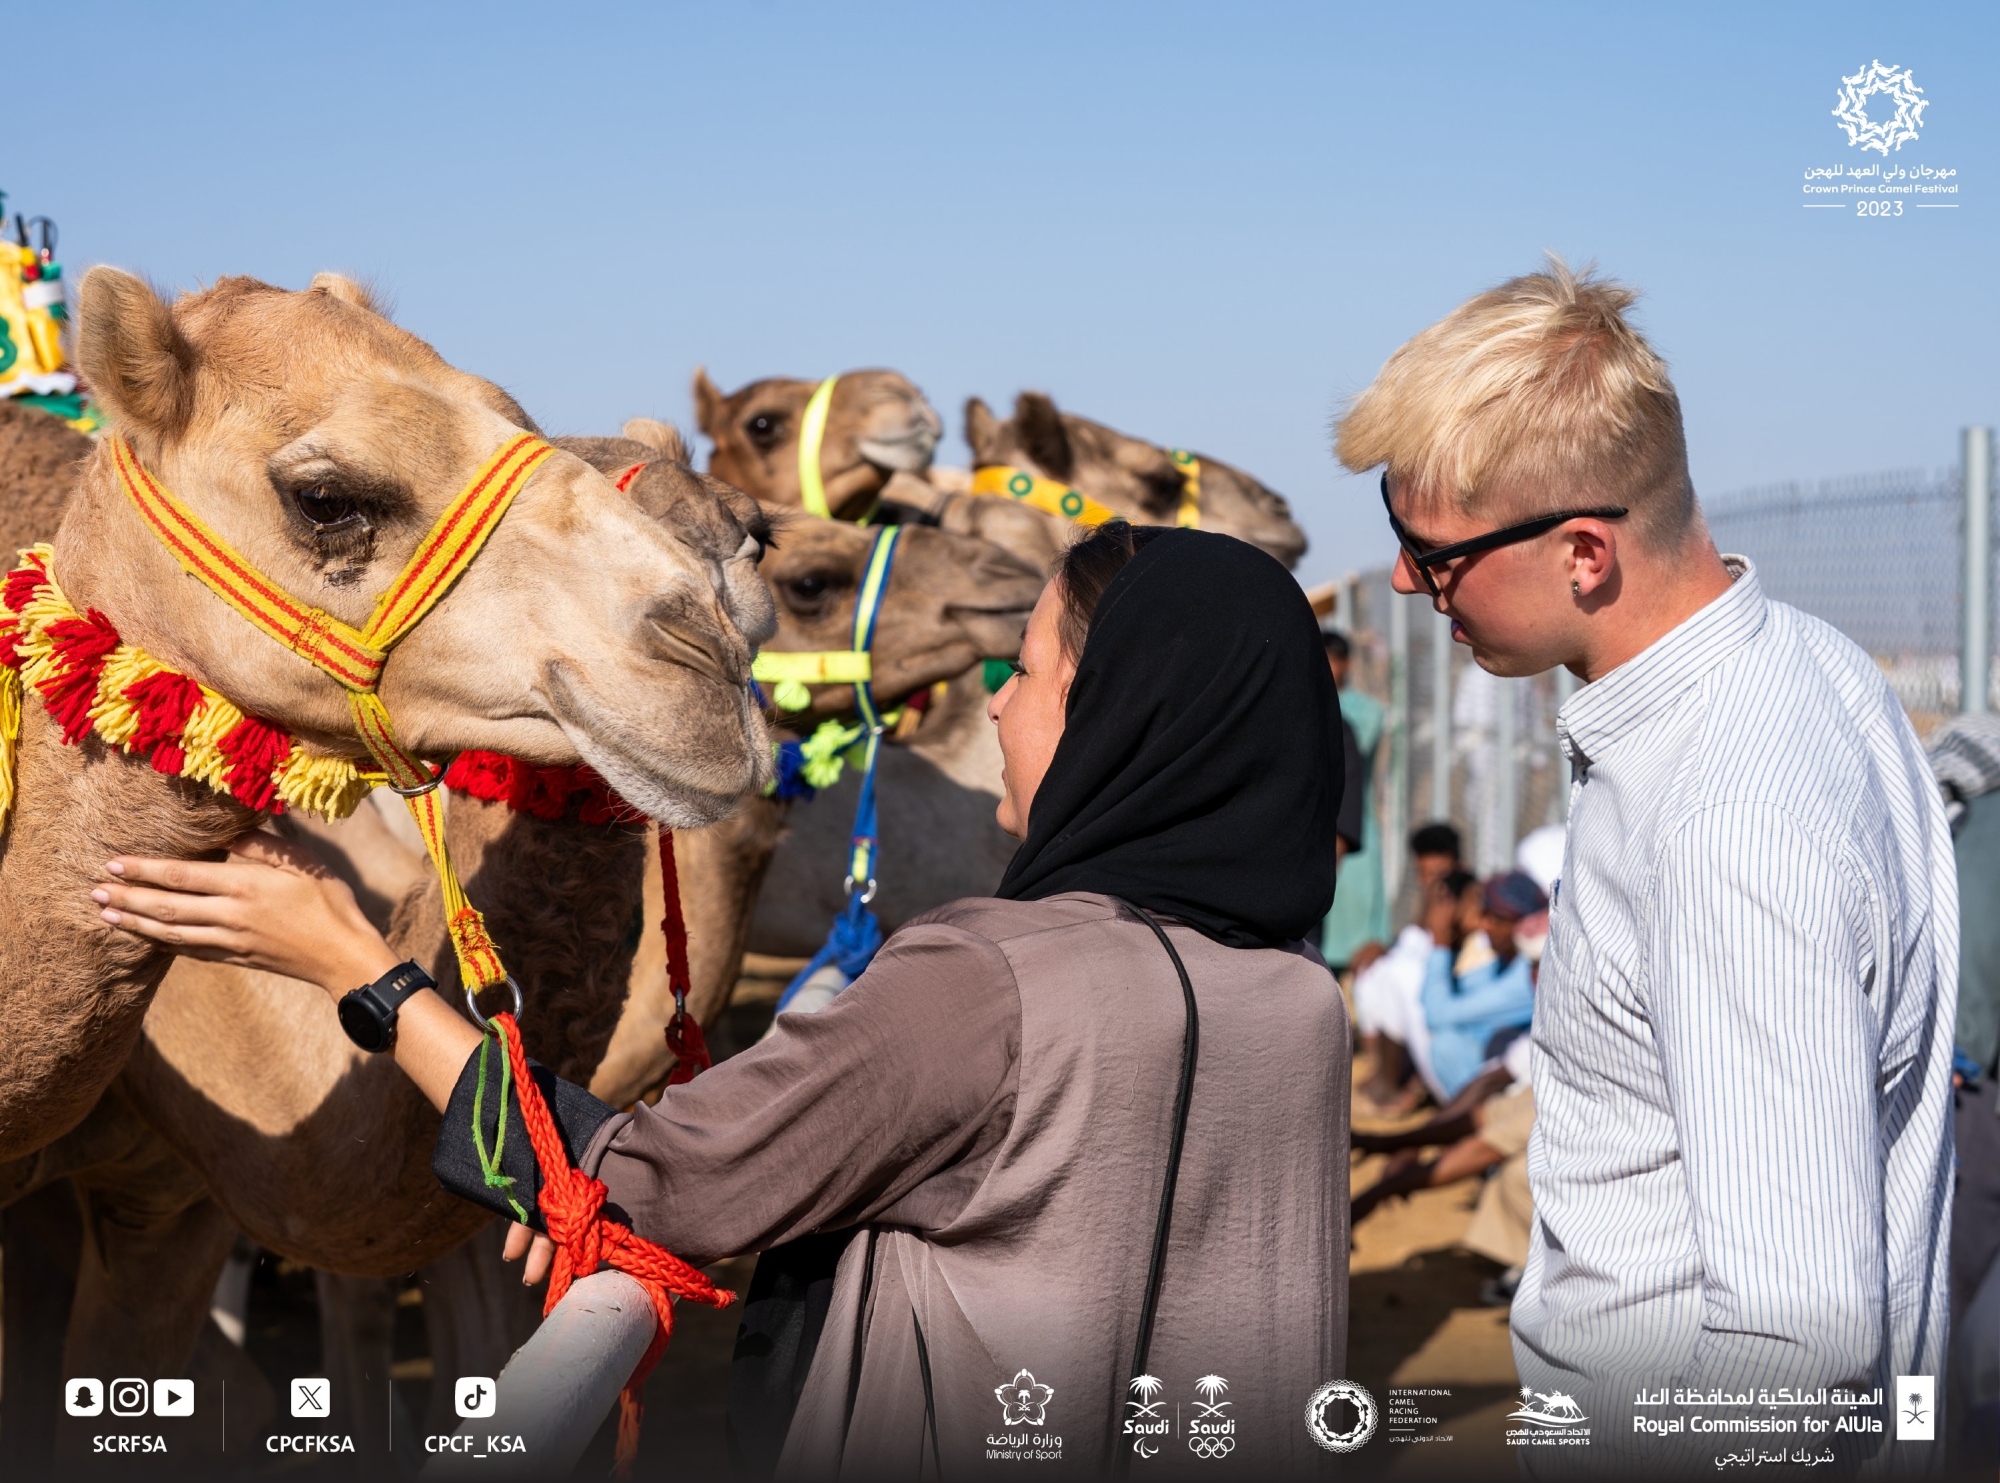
1335,436,1991,924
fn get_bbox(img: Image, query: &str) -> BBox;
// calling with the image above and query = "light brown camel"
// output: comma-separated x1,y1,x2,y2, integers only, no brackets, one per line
695,367,942,521
0,428,1038,1455
0,269,774,1167
0,398,94,558
958,389,1308,567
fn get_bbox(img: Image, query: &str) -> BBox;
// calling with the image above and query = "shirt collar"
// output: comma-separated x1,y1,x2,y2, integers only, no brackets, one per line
1558,555,1764,766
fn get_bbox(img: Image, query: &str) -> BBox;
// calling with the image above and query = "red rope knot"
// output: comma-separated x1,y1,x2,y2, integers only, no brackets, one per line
540,1165,609,1281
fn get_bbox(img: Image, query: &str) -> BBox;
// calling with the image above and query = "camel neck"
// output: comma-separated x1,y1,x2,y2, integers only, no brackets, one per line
0,699,252,1157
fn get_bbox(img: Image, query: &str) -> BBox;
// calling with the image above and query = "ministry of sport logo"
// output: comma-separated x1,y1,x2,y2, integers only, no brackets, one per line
1832,60,1927,154
994,1369,1054,1428
1304,1380,1377,1453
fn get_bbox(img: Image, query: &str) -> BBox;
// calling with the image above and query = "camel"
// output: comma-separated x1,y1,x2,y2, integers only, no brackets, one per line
953,389,1309,568
694,367,942,522
698,374,1311,955
0,397,94,558
0,425,1040,1455
0,269,775,1167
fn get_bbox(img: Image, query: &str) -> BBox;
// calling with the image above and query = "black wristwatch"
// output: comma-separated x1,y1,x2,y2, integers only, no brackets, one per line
337,961,437,1053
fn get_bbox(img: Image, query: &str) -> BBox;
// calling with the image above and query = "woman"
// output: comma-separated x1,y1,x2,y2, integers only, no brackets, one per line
93,523,1350,1478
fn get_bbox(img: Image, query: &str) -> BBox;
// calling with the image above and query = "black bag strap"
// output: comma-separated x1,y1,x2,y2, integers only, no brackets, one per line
1111,899,1201,1474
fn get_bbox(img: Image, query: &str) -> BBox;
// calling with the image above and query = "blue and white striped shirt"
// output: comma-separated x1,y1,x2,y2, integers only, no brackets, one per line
1511,558,1957,1468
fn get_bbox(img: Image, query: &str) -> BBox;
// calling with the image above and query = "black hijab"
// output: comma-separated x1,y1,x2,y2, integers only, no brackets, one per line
995,527,1344,948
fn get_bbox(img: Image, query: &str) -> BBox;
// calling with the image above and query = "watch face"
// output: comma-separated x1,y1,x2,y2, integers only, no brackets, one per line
338,991,389,1053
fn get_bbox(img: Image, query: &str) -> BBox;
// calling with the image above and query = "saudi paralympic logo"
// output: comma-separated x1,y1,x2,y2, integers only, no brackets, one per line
1831,60,1928,155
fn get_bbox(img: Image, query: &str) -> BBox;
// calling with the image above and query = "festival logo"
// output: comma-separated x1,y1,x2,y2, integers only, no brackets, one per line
1896,1376,1935,1442
1187,1375,1235,1459
1832,61,1928,155
994,1369,1055,1429
1508,1387,1589,1429
1304,1380,1377,1454
1125,1374,1168,1459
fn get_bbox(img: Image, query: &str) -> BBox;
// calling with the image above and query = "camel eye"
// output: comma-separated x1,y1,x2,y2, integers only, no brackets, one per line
785,572,829,604
292,485,363,531
745,413,785,451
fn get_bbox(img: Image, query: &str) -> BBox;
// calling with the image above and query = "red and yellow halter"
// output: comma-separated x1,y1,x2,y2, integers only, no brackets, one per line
1,431,553,994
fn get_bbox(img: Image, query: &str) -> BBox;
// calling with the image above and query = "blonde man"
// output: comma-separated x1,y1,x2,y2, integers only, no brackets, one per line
1340,260,1955,1471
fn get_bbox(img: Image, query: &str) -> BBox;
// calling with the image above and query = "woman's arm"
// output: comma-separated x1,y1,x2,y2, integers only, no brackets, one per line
91,832,484,1113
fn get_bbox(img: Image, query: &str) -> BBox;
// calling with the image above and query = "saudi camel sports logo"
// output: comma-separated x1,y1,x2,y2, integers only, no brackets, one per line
994,1369,1054,1428
1509,1386,1588,1428
1831,60,1928,155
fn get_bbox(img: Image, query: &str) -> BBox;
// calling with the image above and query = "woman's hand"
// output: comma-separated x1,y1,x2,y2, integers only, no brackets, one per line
93,831,398,1001
502,1221,557,1287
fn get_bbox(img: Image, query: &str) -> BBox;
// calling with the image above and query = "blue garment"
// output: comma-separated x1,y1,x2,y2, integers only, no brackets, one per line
1419,946,1534,1098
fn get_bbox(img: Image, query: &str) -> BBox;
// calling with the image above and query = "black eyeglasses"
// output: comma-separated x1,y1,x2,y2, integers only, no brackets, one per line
1380,472,1628,599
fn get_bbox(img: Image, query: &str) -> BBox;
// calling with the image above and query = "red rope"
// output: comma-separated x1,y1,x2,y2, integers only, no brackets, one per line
491,1010,734,1477
657,830,711,1083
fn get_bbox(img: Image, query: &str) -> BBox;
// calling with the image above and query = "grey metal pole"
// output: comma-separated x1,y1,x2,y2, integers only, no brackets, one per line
1385,590,1411,903
1964,426,1994,714
1553,666,1579,820
1493,675,1517,871
1430,606,1453,822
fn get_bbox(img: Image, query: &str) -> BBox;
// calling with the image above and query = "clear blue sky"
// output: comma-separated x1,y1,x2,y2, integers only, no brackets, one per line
10,1,1994,584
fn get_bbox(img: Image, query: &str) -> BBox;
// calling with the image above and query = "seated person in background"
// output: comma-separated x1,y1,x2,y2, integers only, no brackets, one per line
1420,869,1544,1102
1353,823,1463,1111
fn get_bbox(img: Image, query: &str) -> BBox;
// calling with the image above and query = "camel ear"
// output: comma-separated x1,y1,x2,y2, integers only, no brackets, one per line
692,367,725,438
309,272,393,319
622,417,691,463
1014,391,1074,481
76,267,196,440
964,397,999,463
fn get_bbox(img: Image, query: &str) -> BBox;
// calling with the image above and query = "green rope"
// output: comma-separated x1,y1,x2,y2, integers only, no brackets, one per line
471,1020,530,1224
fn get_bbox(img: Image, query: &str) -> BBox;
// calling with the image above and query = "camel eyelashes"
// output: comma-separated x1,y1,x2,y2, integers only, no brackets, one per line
744,412,786,452
289,484,366,532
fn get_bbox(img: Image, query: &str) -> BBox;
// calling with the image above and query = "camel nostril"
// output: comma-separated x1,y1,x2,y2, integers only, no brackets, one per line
642,600,738,685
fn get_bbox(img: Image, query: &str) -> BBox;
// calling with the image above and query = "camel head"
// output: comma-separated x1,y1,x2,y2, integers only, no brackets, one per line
572,424,1043,723
965,391,1308,568
59,271,770,827
693,367,942,521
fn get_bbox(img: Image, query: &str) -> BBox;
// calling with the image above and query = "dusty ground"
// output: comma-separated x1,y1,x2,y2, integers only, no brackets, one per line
1344,1079,1524,1480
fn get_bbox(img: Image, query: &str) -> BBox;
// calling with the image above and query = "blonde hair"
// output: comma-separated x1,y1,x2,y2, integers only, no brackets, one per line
1336,257,1696,550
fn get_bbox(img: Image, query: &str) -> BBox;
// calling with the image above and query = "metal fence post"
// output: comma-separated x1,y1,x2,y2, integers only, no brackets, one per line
1553,666,1579,819
1492,675,1517,873
1430,606,1453,823
1965,426,1994,714
1385,592,1411,903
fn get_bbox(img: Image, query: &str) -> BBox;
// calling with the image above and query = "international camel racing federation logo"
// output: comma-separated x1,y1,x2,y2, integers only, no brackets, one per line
1832,60,1928,154
1304,1380,1377,1453
1125,1375,1168,1458
994,1369,1054,1428
1187,1375,1235,1459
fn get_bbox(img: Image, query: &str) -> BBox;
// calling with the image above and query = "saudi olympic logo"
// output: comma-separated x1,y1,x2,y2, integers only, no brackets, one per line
1831,60,1928,155
1304,1380,1377,1453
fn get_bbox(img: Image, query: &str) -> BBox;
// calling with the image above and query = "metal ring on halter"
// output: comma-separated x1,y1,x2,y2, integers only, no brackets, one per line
844,876,879,905
387,769,444,798
464,975,524,1032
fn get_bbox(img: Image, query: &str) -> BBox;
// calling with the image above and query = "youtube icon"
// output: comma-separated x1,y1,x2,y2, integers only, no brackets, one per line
151,1380,194,1418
